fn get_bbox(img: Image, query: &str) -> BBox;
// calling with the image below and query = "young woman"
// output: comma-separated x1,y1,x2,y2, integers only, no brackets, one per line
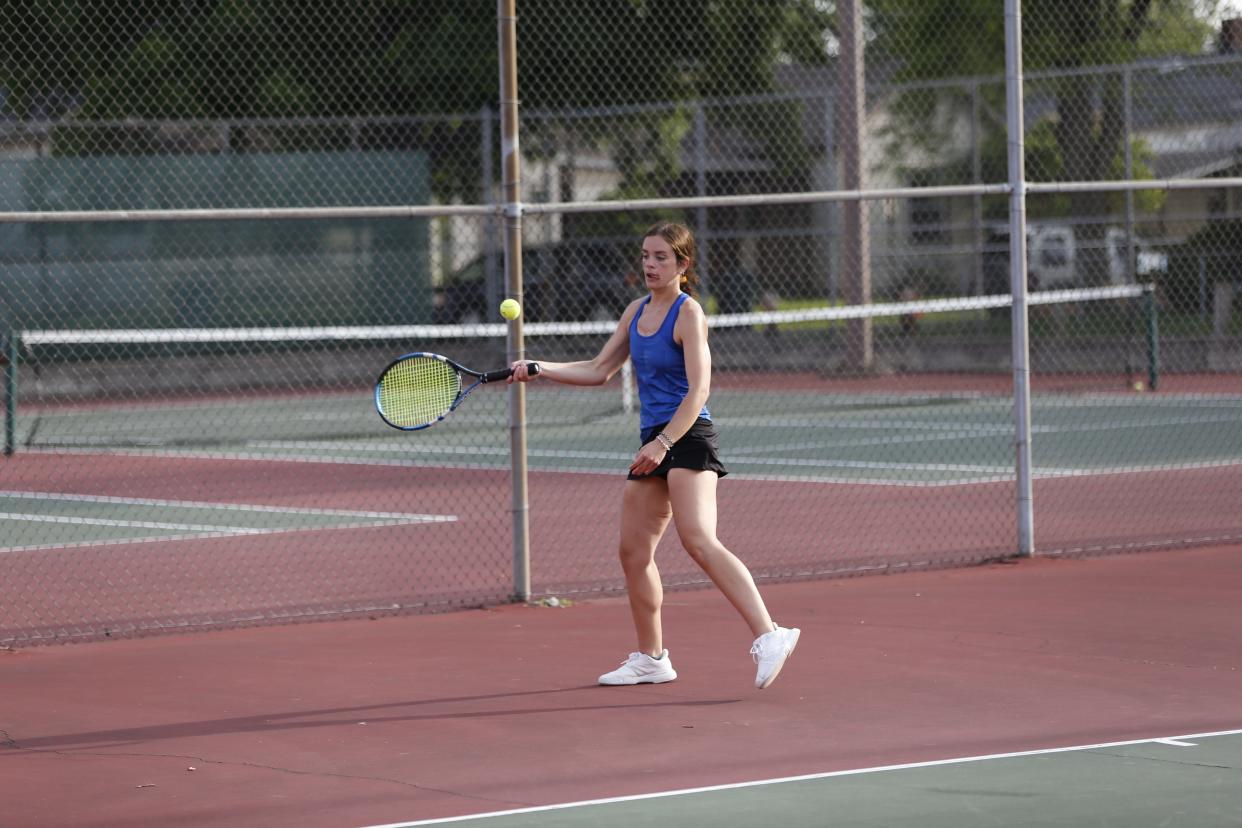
509,222,800,690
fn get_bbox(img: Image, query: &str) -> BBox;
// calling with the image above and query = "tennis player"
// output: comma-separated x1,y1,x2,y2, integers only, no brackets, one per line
509,221,800,689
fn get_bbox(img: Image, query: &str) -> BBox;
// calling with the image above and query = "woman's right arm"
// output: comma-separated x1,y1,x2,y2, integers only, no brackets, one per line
509,299,640,387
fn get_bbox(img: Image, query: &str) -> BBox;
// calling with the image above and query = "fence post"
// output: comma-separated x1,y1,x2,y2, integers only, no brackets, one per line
1005,0,1035,557
498,0,532,603
839,0,872,372
1213,280,1234,339
3,332,17,457
1145,286,1159,392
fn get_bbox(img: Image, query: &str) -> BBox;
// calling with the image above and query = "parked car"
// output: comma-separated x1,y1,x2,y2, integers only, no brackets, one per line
984,223,1167,294
434,239,639,324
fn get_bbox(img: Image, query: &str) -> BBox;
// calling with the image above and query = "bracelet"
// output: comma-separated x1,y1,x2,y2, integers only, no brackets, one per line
655,432,675,451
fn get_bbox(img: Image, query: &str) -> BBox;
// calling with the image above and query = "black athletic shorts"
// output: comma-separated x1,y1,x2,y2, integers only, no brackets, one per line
628,417,729,480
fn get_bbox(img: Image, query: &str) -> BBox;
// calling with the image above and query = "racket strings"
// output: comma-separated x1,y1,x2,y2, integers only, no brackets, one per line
378,358,461,427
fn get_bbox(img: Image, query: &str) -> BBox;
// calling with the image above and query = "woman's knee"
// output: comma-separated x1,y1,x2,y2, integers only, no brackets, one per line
678,530,722,567
617,538,657,574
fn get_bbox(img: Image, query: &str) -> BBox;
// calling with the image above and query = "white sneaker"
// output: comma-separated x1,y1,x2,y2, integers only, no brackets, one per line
751,626,800,689
598,649,678,685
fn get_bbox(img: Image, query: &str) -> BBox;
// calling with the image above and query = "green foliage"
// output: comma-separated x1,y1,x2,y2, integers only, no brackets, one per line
0,0,834,202
1163,218,1242,311
870,0,1221,203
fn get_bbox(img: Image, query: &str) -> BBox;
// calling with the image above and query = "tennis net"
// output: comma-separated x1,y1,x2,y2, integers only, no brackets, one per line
4,283,1157,457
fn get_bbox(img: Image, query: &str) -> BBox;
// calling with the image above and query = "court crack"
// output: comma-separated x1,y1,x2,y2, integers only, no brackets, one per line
1094,750,1237,771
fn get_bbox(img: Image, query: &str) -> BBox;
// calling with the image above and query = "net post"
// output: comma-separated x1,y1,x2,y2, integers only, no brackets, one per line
3,331,17,457
1144,284,1159,392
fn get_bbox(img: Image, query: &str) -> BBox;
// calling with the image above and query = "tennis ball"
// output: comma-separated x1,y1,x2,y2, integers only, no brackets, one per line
1133,381,1145,392
499,298,521,320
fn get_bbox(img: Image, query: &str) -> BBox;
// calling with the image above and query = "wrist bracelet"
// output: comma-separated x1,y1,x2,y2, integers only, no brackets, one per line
655,432,674,451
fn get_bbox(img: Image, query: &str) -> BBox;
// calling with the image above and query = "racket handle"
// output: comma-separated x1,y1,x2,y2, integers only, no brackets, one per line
482,362,540,383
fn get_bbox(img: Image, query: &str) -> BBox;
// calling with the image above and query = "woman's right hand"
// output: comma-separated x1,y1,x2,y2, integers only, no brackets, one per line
508,361,539,383
628,440,668,476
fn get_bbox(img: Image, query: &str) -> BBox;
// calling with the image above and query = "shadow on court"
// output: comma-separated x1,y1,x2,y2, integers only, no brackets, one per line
1,544,1240,827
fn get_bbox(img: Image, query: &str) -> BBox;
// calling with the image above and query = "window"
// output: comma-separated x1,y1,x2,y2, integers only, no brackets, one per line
910,196,948,245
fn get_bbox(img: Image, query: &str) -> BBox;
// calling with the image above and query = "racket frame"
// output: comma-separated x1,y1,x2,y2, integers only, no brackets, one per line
374,351,538,431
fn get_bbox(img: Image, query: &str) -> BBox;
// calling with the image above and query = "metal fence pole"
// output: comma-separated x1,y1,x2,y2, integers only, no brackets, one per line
1124,67,1136,284
1145,285,1160,392
499,0,531,601
694,103,711,296
839,0,872,371
1005,0,1035,557
3,332,16,457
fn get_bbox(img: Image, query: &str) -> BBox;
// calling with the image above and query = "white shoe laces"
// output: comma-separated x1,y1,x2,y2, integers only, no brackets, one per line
751,629,783,663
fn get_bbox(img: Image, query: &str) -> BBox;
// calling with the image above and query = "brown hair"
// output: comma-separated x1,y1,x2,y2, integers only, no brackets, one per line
644,221,699,298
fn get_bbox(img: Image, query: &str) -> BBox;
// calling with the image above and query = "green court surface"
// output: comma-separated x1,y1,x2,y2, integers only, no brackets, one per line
10,388,1242,484
0,490,454,552
365,730,1242,828
6,389,1240,556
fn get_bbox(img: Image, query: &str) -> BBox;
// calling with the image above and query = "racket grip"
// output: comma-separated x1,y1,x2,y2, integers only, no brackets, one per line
483,362,540,383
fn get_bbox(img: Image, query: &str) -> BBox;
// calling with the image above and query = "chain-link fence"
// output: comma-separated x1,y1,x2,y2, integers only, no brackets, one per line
2,1,1240,645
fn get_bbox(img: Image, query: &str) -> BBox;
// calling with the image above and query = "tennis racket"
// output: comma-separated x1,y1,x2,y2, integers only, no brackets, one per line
374,352,540,431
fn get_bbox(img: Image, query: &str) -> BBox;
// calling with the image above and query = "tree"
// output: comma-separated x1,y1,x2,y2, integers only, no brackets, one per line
870,0,1221,281
0,1,835,203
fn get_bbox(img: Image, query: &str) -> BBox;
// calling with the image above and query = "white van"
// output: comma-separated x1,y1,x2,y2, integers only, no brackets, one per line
984,223,1166,292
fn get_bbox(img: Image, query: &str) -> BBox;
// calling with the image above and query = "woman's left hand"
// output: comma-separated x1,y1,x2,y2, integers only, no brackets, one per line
629,441,668,476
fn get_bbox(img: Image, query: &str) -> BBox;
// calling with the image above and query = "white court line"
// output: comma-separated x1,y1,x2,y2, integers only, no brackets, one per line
724,411,1242,435
2,528,310,553
247,441,629,463
728,413,1242,455
0,490,451,520
249,448,1242,486
0,491,458,555
0,518,453,555
358,728,1242,828
18,446,1242,488
0,513,267,533
0,518,450,555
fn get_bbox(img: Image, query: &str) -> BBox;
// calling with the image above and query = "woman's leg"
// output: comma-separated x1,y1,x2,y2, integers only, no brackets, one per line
666,468,776,639
618,477,673,656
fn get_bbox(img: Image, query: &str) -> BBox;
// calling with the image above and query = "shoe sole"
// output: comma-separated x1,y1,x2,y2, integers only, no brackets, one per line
757,629,800,690
599,672,678,686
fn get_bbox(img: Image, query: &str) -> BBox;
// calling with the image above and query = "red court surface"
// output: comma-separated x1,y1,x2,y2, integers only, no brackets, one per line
2,544,1240,828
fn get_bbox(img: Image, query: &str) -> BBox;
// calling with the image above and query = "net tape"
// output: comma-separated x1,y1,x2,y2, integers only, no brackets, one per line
16,284,1152,346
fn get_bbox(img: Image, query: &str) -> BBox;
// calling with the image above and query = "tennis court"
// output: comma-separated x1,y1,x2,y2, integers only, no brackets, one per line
364,730,1242,827
2,543,1239,827
4,372,1239,646
3,3,1241,825
8,378,1242,480
5,381,1240,561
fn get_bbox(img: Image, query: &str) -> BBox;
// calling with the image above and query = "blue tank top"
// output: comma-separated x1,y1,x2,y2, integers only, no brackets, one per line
629,292,711,430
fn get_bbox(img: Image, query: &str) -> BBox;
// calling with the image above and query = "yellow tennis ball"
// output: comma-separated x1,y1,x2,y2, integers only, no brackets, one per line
499,298,521,320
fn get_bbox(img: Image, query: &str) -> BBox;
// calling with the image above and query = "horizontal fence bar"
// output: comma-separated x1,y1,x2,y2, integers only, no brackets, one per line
0,178,1236,224
1026,178,1242,195
0,204,498,224
19,285,1152,346
521,185,1014,214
